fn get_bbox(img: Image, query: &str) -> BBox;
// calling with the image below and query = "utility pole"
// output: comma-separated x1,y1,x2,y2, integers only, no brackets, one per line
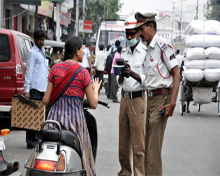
82,0,85,38
34,6,38,30
0,0,4,28
179,0,184,42
56,2,61,41
167,0,175,44
195,0,199,20
75,0,79,36
167,0,182,44
106,0,110,18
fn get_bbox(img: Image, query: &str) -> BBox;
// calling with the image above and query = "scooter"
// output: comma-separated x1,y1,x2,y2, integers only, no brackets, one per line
0,129,22,176
24,100,109,176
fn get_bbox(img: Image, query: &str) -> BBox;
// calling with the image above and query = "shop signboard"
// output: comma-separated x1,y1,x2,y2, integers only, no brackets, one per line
79,20,93,33
38,1,53,18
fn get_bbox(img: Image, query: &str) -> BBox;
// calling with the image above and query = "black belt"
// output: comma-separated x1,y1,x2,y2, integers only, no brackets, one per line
147,88,173,97
121,90,145,99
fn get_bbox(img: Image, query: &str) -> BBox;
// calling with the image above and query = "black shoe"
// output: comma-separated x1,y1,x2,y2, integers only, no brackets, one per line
27,143,37,149
183,104,186,112
113,100,120,103
27,145,34,149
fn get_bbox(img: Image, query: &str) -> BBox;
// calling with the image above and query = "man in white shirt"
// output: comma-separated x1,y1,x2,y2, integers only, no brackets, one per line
24,30,49,149
79,43,93,75
94,44,106,92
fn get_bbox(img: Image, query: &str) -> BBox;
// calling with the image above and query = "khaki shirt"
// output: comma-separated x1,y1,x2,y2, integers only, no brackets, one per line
120,41,147,92
141,34,178,90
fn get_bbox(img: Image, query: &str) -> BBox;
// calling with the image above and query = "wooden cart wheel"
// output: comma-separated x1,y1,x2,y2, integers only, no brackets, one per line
218,87,220,117
198,104,201,112
180,83,185,116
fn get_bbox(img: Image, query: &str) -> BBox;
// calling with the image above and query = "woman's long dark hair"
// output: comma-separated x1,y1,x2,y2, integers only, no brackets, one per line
63,36,83,61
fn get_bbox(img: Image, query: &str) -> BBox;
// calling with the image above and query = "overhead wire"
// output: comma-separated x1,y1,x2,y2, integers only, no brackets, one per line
0,9,28,21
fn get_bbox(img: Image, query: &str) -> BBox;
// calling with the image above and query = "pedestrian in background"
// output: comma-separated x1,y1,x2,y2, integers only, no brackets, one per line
111,46,122,103
43,36,102,176
113,40,121,55
130,12,180,175
117,15,147,176
94,44,106,93
59,47,64,62
86,42,96,65
175,49,184,70
79,41,93,76
24,29,49,149
50,47,59,66
105,44,112,58
105,48,114,99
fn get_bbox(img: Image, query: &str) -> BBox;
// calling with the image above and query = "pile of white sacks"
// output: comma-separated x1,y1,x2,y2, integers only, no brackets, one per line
183,20,220,103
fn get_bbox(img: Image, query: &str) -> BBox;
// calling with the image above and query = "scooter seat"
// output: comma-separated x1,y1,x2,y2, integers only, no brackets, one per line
42,129,81,156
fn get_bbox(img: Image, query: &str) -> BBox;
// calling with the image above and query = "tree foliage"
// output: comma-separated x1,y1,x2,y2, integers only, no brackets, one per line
206,0,220,21
85,0,122,34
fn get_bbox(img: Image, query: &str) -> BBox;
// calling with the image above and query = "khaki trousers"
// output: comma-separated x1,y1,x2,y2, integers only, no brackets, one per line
145,94,171,176
118,96,146,176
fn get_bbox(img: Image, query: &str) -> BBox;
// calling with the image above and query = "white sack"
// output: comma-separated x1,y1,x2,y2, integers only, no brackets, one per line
205,20,220,35
186,47,206,60
205,47,220,60
192,87,213,103
185,60,205,69
185,59,220,69
184,20,214,35
205,59,220,68
186,35,220,48
204,68,220,82
183,69,204,82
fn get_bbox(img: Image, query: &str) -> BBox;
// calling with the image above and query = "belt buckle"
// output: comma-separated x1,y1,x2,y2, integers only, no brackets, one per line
123,92,130,98
148,90,154,97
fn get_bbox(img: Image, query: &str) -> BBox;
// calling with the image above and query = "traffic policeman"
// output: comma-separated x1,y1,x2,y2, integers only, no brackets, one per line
126,12,180,175
117,15,147,176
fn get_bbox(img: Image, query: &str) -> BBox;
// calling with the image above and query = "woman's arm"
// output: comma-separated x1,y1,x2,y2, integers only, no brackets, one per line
43,81,53,106
85,78,102,109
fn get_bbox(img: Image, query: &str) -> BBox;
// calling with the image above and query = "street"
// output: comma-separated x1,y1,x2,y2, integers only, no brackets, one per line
1,88,220,176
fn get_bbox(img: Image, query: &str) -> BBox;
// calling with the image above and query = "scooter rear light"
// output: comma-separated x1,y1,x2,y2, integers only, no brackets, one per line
0,129,10,136
57,153,65,171
34,159,56,171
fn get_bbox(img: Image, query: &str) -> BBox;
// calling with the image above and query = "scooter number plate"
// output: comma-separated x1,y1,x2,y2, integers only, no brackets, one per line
0,138,5,150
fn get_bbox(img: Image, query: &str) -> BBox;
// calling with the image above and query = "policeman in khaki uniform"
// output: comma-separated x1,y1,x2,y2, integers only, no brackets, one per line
125,12,180,175
117,15,147,176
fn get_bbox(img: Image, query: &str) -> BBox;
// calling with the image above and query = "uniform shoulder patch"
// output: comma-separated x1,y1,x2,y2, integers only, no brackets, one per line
156,37,167,51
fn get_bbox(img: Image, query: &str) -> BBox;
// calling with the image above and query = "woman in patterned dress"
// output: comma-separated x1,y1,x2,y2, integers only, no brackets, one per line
43,36,101,176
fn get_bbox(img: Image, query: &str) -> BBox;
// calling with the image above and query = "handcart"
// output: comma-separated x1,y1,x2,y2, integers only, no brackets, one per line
180,79,220,116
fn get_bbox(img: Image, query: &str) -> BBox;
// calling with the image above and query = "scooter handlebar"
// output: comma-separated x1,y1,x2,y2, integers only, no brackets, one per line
98,100,110,108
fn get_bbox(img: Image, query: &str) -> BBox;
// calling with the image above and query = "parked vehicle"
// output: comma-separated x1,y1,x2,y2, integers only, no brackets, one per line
0,29,64,119
95,18,126,53
43,39,65,68
0,128,22,175
25,100,109,176
0,29,33,118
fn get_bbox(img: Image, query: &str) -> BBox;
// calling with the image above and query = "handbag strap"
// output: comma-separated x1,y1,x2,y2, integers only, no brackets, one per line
51,64,83,105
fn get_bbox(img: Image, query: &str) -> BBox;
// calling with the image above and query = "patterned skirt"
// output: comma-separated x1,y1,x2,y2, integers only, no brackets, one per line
47,96,96,176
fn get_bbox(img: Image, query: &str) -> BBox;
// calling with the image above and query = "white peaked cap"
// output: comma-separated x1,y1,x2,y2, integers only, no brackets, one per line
124,15,137,30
